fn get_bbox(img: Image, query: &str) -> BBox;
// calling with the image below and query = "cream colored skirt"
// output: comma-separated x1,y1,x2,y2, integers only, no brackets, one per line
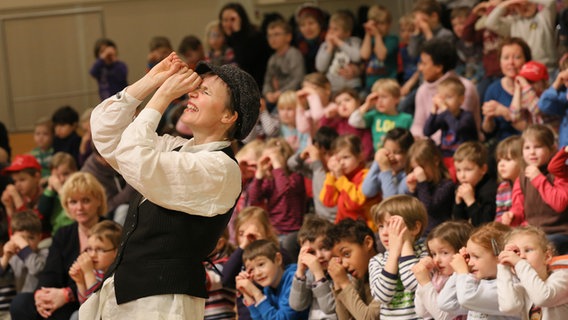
79,276,205,320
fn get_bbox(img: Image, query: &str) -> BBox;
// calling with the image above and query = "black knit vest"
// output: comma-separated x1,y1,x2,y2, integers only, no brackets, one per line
105,145,238,304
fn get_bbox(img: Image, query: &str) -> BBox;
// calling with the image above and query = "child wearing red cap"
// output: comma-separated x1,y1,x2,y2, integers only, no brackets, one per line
510,60,560,130
1,154,42,221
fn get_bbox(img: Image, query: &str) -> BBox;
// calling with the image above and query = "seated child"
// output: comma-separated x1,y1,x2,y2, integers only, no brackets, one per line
295,73,336,138
511,60,561,130
369,195,429,318
362,128,414,199
0,223,15,318
277,91,310,153
408,0,454,59
423,76,478,179
323,88,374,161
320,135,378,227
438,222,517,319
68,220,121,304
29,117,54,179
263,20,305,107
177,35,205,70
287,126,339,223
452,141,497,226
452,7,484,85
146,36,173,71
348,78,413,151
326,218,380,319
204,20,235,67
0,210,48,293
235,239,308,320
1,155,42,220
498,225,568,319
89,38,128,101
204,229,237,320
360,4,399,92
510,125,568,254
494,136,523,225
37,152,77,235
51,105,81,166
315,10,362,92
539,56,568,147
413,220,473,319
294,4,327,74
289,216,336,319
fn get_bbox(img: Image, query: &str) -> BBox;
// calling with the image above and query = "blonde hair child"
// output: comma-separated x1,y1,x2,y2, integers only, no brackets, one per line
497,226,568,319
494,136,523,226
277,90,310,152
295,72,335,138
204,20,234,66
413,220,474,319
510,125,568,254
348,78,413,150
405,138,455,234
438,222,514,319
369,195,429,318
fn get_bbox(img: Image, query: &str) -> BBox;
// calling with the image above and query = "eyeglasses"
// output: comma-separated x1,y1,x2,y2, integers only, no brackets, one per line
84,247,116,254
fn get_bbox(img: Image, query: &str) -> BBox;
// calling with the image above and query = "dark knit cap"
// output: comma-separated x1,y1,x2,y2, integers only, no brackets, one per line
195,62,260,140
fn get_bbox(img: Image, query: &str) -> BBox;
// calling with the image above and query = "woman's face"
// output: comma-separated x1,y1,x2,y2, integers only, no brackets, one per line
66,192,101,227
299,16,322,40
500,44,526,79
221,9,241,36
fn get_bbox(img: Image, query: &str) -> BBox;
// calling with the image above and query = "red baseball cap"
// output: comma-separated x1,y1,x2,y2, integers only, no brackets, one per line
518,61,549,82
2,154,41,174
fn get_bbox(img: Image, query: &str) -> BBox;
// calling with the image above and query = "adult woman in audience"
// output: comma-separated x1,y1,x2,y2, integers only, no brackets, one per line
10,172,107,320
219,2,271,89
482,37,530,145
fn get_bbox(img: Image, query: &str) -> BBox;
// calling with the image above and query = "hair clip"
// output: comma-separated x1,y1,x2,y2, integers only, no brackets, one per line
491,238,500,256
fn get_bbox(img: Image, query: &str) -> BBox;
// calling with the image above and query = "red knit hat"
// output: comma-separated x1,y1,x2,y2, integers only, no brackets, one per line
2,154,41,174
519,61,549,82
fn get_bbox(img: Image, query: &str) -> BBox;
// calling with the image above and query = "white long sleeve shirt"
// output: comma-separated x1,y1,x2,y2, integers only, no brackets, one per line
90,89,241,217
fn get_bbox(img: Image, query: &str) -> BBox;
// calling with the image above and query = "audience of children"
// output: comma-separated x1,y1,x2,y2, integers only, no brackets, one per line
369,194,429,318
5,1,568,318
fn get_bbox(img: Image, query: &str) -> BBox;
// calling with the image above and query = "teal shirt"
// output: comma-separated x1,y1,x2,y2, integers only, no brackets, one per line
365,35,399,90
363,110,413,150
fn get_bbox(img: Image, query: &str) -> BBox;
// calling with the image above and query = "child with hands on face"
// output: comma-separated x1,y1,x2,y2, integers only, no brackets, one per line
412,220,473,320
320,135,379,228
362,128,414,199
326,218,380,319
248,138,305,252
0,210,47,293
539,56,568,148
348,79,413,151
452,142,497,227
289,216,336,319
497,226,568,319
369,195,429,318
235,239,308,320
510,125,568,254
295,72,336,139
405,138,455,234
438,222,518,320
494,136,523,225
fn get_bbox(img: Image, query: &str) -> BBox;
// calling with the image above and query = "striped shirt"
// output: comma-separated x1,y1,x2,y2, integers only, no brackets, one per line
369,242,428,319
